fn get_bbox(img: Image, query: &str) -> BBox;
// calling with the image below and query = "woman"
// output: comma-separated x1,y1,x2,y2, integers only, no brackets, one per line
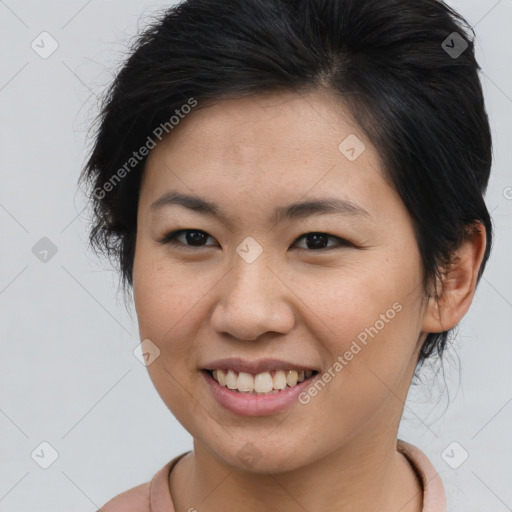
80,0,493,510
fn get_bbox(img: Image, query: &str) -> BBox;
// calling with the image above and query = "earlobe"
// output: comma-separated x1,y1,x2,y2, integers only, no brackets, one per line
421,221,487,334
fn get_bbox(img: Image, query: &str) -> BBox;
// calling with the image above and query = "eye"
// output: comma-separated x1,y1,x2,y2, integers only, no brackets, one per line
292,232,352,251
159,229,218,249
160,229,351,251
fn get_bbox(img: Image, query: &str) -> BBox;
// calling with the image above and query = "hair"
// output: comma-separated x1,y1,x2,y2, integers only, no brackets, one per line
79,0,493,372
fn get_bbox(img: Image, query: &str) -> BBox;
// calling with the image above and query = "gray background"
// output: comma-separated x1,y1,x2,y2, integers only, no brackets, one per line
0,0,510,510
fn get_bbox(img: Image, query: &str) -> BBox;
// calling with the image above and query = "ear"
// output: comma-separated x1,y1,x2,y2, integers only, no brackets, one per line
422,221,487,334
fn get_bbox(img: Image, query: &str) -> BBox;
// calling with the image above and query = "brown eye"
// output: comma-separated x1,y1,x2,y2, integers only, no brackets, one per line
293,232,351,251
160,229,218,248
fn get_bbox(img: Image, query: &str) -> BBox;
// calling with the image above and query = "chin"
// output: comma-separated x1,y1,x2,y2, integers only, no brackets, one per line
196,430,320,475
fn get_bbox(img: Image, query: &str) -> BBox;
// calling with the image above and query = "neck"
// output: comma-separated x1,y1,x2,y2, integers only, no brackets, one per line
170,426,422,512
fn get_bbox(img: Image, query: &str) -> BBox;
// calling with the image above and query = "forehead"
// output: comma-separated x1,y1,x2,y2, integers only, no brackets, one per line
149,90,369,164
140,90,396,221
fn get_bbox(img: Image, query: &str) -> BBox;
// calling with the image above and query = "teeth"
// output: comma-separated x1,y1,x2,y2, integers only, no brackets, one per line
254,372,273,393
237,372,254,392
225,369,238,389
217,369,227,386
273,370,287,390
210,368,315,393
286,370,298,387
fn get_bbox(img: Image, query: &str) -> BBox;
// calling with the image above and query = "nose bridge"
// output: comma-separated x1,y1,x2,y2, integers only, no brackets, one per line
231,249,273,303
211,246,295,341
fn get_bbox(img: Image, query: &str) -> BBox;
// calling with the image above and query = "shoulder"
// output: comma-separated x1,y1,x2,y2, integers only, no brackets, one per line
97,481,151,512
397,439,447,512
96,452,190,512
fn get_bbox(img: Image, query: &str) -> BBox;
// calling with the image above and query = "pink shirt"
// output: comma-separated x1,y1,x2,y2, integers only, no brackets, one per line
98,439,446,511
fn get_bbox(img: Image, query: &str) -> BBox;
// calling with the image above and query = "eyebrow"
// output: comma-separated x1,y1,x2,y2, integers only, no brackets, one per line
150,190,371,224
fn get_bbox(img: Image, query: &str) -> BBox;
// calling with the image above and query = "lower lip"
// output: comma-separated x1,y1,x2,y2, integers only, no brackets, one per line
201,370,319,416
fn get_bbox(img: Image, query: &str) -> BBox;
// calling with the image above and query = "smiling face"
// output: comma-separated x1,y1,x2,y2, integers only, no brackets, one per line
132,89,431,473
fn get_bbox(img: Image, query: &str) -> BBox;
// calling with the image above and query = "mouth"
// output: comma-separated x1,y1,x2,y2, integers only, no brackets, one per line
200,358,322,416
203,368,319,395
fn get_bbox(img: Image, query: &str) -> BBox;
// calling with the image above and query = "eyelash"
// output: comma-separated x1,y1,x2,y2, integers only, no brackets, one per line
159,229,353,252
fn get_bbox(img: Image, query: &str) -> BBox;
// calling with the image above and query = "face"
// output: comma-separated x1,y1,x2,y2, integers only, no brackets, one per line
132,90,430,473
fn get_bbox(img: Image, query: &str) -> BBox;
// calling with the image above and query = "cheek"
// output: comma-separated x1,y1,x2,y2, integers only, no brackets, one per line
294,254,421,351
133,246,198,342
293,261,423,415
132,252,212,427
132,246,227,394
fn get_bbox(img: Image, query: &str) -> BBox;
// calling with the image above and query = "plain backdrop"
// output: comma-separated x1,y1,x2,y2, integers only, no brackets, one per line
0,1,511,511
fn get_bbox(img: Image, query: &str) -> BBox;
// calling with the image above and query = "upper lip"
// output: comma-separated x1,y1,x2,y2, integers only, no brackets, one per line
202,358,318,374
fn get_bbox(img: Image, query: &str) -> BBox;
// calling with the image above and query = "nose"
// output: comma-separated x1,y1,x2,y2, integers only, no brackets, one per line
210,255,296,342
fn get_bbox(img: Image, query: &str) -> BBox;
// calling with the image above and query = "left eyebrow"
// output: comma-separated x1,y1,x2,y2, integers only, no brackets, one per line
273,197,372,223
150,190,372,225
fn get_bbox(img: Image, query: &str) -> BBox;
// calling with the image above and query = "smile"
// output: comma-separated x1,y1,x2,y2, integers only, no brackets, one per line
207,369,318,394
202,366,321,416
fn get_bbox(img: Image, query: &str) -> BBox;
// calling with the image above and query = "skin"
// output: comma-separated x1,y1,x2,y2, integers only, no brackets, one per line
132,89,486,512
